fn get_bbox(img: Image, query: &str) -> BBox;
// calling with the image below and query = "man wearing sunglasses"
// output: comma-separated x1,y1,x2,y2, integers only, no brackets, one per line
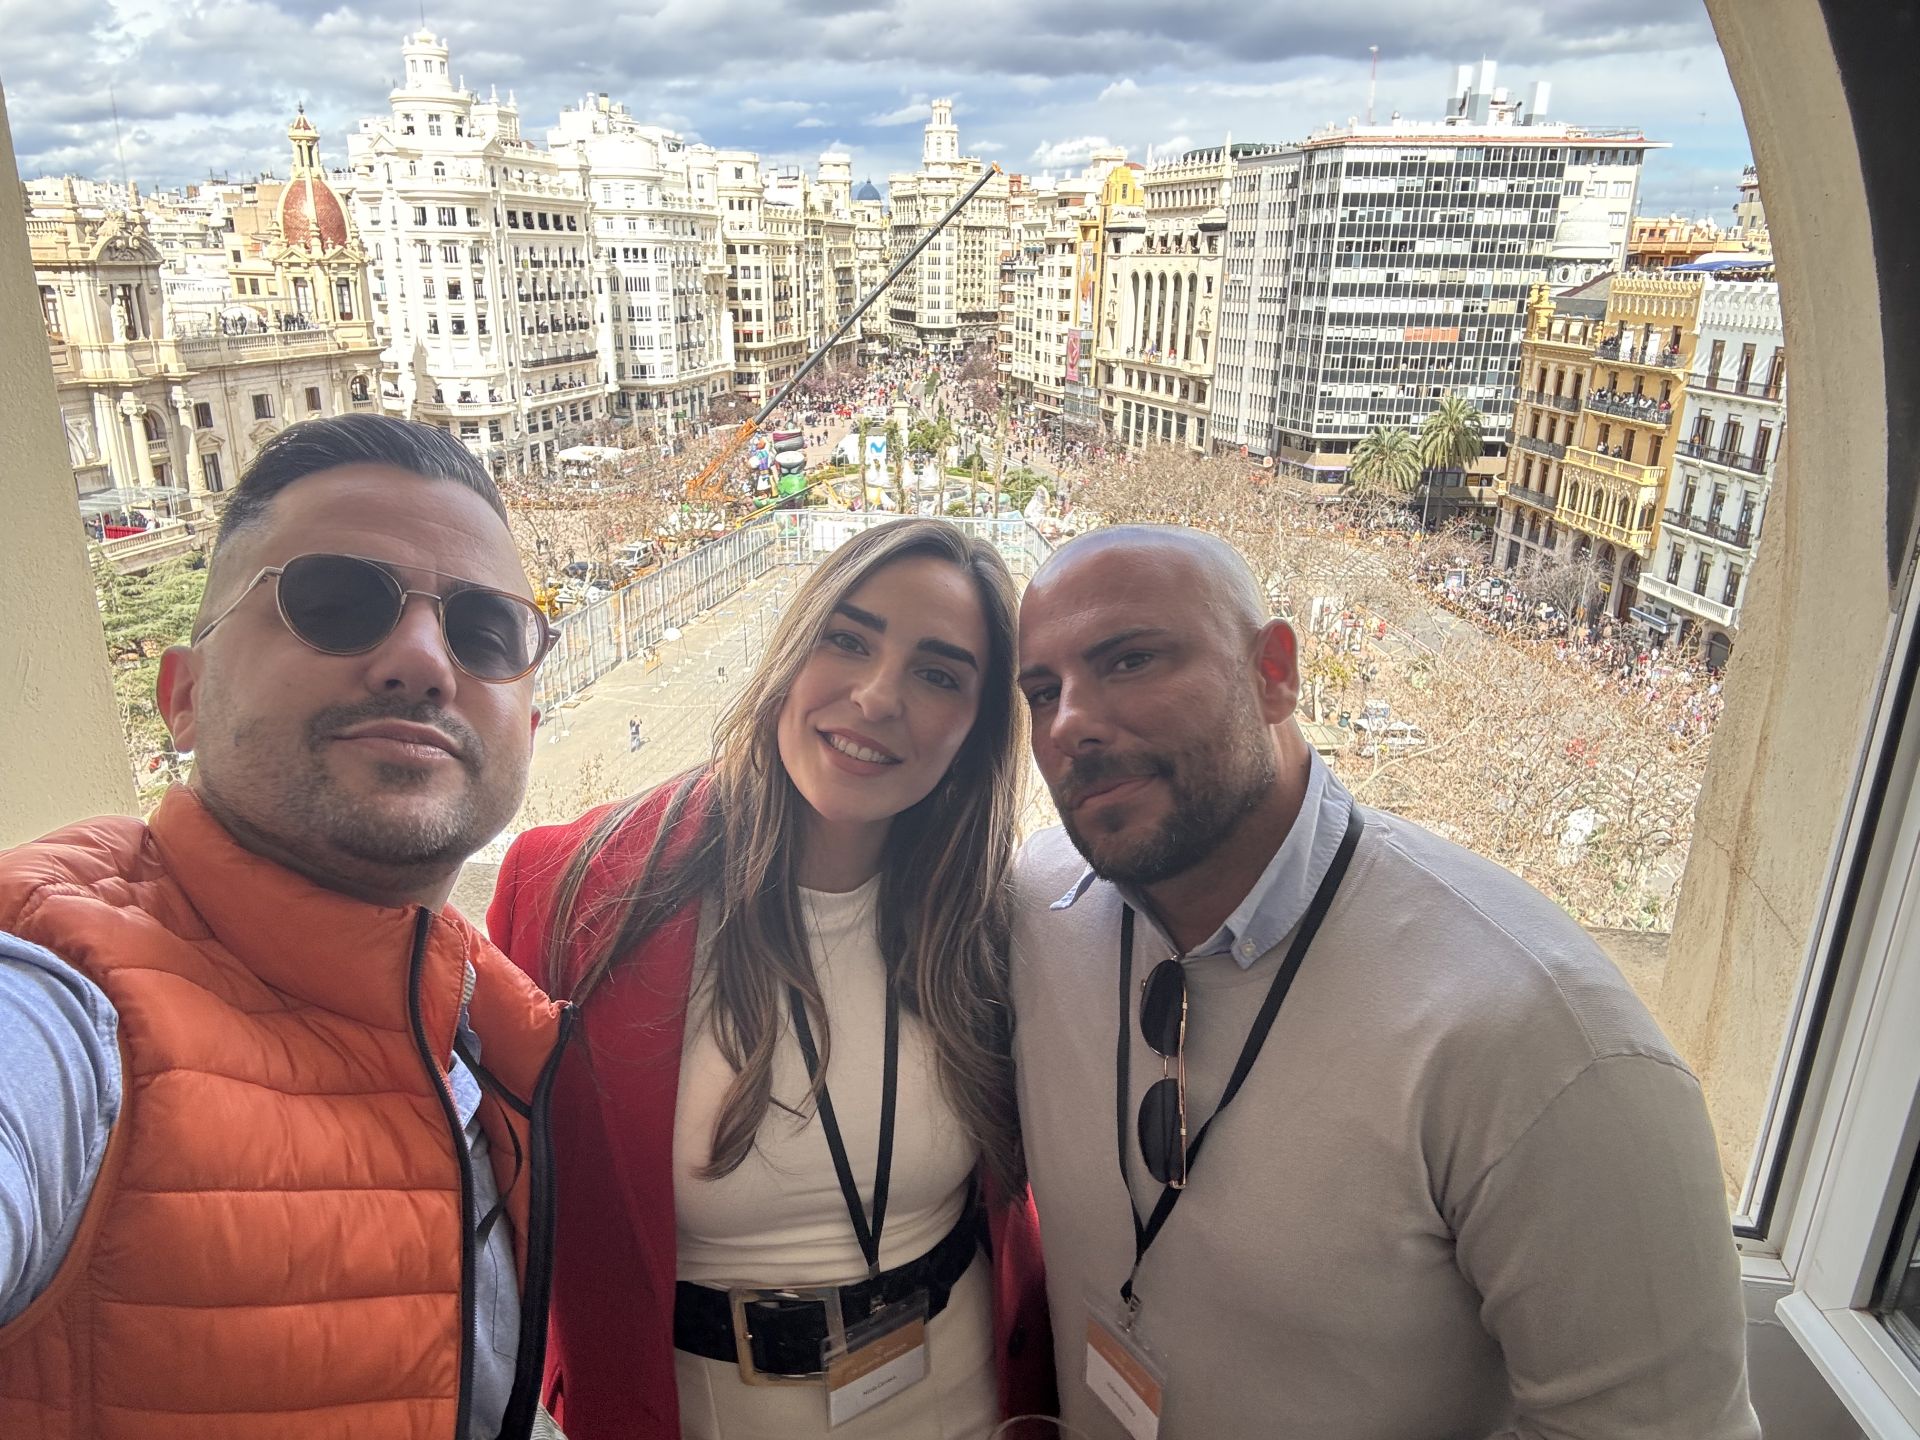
1011,526,1756,1439
0,415,572,1438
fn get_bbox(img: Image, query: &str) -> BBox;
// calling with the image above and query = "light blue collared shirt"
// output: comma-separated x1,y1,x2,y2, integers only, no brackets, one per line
1051,748,1357,967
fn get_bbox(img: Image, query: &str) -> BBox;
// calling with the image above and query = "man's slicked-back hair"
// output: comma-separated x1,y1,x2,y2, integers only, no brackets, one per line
213,413,509,557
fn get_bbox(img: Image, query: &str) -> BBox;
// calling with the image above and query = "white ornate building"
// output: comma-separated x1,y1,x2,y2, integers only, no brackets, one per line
547,94,731,439
1094,148,1232,452
1633,274,1786,666
344,30,609,475
886,101,1008,353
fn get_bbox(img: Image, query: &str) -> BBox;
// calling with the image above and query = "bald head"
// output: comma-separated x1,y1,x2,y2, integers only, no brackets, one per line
1030,525,1269,643
1018,524,1304,893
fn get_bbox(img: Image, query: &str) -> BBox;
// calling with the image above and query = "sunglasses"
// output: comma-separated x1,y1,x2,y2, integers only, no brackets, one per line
193,552,556,683
1137,958,1189,1189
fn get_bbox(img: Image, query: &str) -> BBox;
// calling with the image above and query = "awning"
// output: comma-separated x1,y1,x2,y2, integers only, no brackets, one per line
1667,255,1775,273
76,485,192,516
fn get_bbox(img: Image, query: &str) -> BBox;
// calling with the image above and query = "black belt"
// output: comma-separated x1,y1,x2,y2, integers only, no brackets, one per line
673,1204,982,1380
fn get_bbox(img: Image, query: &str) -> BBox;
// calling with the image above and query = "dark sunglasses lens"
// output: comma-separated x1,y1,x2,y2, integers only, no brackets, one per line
1137,1077,1185,1185
444,589,541,679
1139,960,1186,1057
278,555,399,653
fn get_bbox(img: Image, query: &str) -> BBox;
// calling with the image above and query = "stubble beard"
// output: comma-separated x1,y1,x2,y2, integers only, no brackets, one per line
205,701,521,884
1060,708,1278,888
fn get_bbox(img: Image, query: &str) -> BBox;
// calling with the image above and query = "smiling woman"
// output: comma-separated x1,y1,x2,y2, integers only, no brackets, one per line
484,518,1051,1437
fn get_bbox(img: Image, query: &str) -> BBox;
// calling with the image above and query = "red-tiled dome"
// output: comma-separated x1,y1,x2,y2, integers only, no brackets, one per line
279,176,348,253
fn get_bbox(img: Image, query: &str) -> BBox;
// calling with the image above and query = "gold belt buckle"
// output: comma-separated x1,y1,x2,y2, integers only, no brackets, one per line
726,1284,843,1386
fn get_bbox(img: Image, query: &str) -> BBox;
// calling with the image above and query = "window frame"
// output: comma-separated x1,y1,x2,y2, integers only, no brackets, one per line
1756,552,1920,1438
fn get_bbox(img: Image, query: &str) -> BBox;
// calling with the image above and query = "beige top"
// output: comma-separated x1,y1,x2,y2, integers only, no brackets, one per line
1012,795,1760,1440
673,875,976,1287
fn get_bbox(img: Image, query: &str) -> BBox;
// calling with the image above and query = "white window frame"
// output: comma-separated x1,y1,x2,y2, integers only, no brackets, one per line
1763,565,1920,1438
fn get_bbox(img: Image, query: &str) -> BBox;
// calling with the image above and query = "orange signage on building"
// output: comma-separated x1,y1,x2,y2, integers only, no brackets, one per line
1402,326,1461,343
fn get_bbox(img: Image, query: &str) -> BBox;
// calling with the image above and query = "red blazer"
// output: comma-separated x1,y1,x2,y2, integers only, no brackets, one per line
488,781,1056,1438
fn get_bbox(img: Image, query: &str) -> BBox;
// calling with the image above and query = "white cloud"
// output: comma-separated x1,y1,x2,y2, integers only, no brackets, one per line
1099,77,1140,102
795,116,827,128
972,139,1005,153
741,98,814,115
1030,135,1112,168
866,100,932,126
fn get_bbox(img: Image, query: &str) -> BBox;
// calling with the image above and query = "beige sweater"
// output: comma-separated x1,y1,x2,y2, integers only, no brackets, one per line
1011,800,1759,1440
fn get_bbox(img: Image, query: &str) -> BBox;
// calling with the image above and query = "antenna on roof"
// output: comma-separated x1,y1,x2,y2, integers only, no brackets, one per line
1367,46,1379,126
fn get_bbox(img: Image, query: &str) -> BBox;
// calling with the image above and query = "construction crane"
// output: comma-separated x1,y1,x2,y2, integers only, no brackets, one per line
682,161,1006,506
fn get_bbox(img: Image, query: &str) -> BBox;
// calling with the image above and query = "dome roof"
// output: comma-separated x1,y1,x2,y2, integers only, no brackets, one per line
853,179,883,203
279,176,349,253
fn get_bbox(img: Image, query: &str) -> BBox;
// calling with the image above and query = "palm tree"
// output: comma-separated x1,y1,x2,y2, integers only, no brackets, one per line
1348,425,1423,495
1417,393,1485,527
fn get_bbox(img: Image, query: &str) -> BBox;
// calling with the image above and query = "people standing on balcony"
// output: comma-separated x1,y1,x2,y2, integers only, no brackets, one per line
488,519,1053,1439
1010,526,1759,1440
0,414,569,1438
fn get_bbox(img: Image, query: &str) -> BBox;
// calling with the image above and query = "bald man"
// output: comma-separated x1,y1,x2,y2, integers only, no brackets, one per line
1010,526,1757,1440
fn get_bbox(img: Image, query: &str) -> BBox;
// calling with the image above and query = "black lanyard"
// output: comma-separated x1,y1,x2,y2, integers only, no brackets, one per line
1115,805,1363,1308
789,981,900,1281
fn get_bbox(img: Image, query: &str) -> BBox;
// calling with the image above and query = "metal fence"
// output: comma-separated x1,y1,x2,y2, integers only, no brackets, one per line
533,509,1054,713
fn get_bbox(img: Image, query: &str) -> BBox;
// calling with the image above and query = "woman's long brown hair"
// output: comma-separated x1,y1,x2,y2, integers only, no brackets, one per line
541,518,1026,1193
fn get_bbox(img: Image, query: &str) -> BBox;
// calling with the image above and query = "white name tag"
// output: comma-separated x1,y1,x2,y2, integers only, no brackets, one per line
1085,1305,1166,1440
824,1295,929,1427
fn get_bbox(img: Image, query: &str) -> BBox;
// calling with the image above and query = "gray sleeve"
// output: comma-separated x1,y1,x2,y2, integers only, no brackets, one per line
0,932,122,1327
1453,1054,1761,1440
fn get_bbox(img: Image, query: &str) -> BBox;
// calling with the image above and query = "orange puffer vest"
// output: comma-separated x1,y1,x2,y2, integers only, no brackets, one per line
0,787,571,1440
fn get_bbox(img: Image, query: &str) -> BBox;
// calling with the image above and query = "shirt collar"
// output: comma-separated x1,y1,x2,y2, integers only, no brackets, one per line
1052,748,1354,970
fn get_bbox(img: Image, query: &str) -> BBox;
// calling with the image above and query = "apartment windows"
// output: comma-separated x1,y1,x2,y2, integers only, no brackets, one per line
447,279,462,300
477,316,488,335
1693,554,1711,597
466,207,480,227
441,243,460,264
304,386,322,414
1707,339,1725,384
416,241,432,262
201,453,223,492
1754,423,1775,471
437,207,458,227
251,393,274,420
422,278,436,299
451,317,467,336
401,112,415,135
1667,546,1684,584
426,315,439,336
432,162,446,180
1723,565,1744,607
427,113,443,137
412,206,428,227
192,402,214,429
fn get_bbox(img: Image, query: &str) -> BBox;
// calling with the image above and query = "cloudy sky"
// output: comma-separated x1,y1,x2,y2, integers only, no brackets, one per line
3,0,1751,219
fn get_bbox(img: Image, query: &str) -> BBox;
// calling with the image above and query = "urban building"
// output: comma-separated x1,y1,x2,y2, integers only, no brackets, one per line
1094,145,1233,452
714,150,809,400
1633,273,1785,665
547,93,731,439
29,128,382,524
850,178,889,353
997,157,1117,434
793,155,861,369
1629,216,1733,270
343,29,609,476
1493,273,1704,622
886,100,1009,353
1209,60,1659,490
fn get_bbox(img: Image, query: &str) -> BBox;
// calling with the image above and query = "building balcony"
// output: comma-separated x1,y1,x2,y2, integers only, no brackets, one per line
1514,433,1568,461
1566,445,1664,488
1635,569,1738,628
1690,371,1785,403
1676,439,1772,476
1521,388,1580,416
1664,507,1757,551
174,327,351,366
1504,482,1556,512
1553,502,1653,558
1594,337,1684,369
1586,390,1676,426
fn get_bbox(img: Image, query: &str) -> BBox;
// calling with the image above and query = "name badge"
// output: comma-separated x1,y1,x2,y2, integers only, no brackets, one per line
823,1292,929,1427
1085,1302,1166,1440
